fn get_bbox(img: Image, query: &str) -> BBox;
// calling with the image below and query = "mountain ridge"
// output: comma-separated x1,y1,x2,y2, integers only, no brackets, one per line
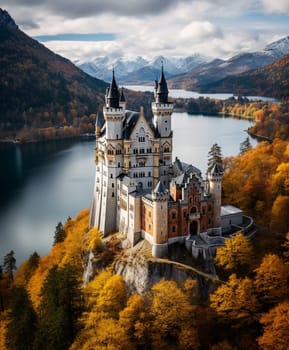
0,8,107,134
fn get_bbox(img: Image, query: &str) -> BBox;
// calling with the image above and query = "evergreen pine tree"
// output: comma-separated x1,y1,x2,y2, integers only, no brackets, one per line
239,136,252,155
53,222,66,245
3,250,17,282
208,143,223,172
33,264,81,350
6,286,37,350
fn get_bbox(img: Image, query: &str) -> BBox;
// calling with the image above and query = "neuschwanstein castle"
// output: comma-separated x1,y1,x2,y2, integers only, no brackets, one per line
90,67,248,258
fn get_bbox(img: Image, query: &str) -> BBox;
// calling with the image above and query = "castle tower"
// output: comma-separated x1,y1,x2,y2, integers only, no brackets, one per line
207,163,224,228
90,70,125,235
152,64,174,188
151,181,169,257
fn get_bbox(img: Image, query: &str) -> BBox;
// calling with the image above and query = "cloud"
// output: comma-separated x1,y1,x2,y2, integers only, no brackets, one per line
17,19,39,29
6,0,186,18
261,0,289,14
2,0,289,62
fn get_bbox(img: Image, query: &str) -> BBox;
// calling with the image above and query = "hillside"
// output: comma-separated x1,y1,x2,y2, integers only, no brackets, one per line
168,36,289,91
0,9,107,135
202,53,289,99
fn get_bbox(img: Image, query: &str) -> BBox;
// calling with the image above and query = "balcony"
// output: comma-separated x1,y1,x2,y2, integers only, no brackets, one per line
189,212,200,220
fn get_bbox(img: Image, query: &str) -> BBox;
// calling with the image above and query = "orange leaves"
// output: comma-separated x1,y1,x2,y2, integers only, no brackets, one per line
258,302,289,350
210,274,259,327
254,254,289,305
215,232,254,274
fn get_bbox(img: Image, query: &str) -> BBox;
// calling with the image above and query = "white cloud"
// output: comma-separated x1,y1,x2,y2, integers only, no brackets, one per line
3,0,289,62
261,0,289,14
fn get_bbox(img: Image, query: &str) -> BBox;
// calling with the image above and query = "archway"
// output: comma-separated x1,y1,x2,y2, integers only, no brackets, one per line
190,221,198,235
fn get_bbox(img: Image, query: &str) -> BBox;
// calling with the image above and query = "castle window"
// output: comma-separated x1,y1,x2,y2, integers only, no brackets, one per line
148,211,151,218
172,226,176,233
129,161,131,167
172,212,176,219
149,224,151,231
110,174,113,178
112,192,115,197
116,134,119,139
165,120,168,123
208,204,212,212
164,147,170,152
208,218,211,225
139,136,145,142
112,183,114,188
118,162,120,167
183,211,187,218
148,171,151,177
108,149,114,155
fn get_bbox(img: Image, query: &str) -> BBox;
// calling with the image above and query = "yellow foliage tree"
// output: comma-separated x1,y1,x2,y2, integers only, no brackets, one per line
215,231,254,274
119,294,146,346
149,280,199,349
258,301,289,350
254,254,289,305
270,195,289,234
210,274,259,327
96,274,126,319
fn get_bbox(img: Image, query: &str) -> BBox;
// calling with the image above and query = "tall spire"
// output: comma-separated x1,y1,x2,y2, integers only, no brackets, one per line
106,68,120,108
156,62,169,103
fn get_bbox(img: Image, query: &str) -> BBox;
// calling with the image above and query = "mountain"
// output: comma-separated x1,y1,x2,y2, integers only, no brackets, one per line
168,36,289,90
0,9,107,132
75,54,208,83
200,53,289,99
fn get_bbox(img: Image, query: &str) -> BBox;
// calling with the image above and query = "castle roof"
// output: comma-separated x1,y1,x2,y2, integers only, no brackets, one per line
106,69,120,108
155,63,169,103
154,180,165,194
210,163,224,175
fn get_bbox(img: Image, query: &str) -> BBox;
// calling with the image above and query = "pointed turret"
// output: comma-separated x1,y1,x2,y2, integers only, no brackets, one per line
155,62,169,103
106,68,120,108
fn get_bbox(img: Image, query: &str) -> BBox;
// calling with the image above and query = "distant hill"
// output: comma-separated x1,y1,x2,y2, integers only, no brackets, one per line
0,9,107,132
168,36,289,91
201,53,289,99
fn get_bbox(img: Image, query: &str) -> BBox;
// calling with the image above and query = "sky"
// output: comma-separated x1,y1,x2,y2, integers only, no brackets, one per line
2,0,289,62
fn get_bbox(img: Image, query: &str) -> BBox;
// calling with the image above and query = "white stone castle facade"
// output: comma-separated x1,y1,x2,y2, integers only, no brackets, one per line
90,67,229,258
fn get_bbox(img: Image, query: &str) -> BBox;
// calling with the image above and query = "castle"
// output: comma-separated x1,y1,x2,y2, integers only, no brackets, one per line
90,67,228,258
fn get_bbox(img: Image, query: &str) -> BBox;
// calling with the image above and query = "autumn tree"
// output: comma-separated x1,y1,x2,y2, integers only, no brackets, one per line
215,231,254,275
5,286,37,350
3,251,17,282
96,274,126,319
210,274,259,327
258,301,289,350
119,294,147,347
270,195,289,234
149,280,199,349
254,254,289,306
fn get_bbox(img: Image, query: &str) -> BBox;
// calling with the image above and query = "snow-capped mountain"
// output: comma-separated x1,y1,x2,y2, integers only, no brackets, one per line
75,35,289,85
74,54,208,83
264,36,289,58
169,35,289,90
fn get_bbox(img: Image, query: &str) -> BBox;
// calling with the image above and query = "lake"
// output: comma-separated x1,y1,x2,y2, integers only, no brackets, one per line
124,85,276,101
0,113,257,264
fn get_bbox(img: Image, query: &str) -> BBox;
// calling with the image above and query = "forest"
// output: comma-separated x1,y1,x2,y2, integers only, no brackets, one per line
1,120,289,348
